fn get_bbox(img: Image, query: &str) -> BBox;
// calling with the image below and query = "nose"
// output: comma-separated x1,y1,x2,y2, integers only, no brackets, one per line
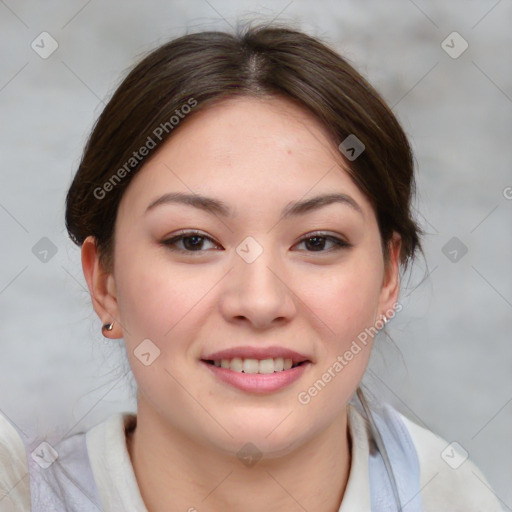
218,244,297,329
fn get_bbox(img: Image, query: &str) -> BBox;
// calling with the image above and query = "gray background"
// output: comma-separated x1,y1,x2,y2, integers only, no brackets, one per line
0,0,511,507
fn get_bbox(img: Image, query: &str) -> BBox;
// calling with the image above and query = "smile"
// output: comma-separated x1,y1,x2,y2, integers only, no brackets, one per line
202,357,306,374
201,359,311,394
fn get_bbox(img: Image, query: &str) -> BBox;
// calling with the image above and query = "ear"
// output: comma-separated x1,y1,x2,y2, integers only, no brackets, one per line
378,232,402,320
81,236,123,339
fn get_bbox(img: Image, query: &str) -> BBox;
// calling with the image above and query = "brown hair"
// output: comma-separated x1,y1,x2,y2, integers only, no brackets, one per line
65,22,422,273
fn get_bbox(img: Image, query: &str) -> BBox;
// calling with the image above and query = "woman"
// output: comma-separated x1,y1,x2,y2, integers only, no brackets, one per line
0,22,503,511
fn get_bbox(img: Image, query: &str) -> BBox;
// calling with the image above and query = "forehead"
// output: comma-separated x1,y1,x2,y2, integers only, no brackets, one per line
119,95,372,217
165,95,339,165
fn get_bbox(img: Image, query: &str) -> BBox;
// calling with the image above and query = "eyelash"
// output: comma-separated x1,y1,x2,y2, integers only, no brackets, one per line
161,230,351,255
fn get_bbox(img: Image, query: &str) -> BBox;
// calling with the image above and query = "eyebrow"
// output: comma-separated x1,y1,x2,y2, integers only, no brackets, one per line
145,192,363,218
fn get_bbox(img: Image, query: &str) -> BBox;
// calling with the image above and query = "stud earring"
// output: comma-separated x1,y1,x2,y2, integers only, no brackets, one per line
102,321,114,334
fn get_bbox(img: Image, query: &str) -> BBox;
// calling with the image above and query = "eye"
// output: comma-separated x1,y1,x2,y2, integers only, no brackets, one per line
161,230,220,253
294,232,351,253
161,230,351,254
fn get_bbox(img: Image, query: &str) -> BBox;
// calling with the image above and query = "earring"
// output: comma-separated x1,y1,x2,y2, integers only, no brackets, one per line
102,321,114,334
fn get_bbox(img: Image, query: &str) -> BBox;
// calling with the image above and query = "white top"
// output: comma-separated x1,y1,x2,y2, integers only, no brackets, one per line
0,405,503,511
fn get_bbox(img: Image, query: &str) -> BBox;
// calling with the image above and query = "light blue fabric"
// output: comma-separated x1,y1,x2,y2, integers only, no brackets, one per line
367,404,423,512
23,405,423,511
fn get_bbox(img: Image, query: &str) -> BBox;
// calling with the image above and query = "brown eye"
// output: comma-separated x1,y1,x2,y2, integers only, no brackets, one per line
295,233,350,253
161,231,220,253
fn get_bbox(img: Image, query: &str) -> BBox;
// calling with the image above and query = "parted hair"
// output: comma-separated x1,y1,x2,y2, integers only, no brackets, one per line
65,22,422,273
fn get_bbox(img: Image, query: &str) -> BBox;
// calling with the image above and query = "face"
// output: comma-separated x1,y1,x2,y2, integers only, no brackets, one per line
88,96,400,457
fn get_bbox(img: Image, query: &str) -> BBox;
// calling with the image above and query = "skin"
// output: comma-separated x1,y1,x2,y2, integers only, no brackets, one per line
82,95,401,512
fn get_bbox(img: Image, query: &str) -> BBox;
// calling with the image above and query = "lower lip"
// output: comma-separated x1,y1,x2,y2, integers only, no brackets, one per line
202,361,311,393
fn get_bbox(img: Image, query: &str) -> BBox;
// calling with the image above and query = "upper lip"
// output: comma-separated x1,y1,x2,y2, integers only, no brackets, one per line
201,346,312,365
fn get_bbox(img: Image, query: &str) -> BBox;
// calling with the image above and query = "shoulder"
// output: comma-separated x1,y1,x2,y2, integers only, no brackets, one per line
0,411,31,511
396,411,504,512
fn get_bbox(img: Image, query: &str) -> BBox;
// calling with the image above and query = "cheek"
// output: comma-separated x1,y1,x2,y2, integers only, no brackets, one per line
295,258,382,410
113,240,221,347
304,255,383,343
112,244,208,397
113,239,182,337
115,262,163,336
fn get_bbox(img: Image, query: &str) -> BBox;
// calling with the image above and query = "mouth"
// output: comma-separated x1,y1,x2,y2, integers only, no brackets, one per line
201,358,309,374
200,357,312,393
199,346,312,393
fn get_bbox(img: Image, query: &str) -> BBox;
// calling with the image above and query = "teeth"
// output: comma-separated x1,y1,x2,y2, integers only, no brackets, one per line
230,357,243,372
243,359,259,373
258,358,275,374
211,357,299,373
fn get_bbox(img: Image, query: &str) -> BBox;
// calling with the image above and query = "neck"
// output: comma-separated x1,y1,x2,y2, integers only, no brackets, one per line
126,400,352,512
